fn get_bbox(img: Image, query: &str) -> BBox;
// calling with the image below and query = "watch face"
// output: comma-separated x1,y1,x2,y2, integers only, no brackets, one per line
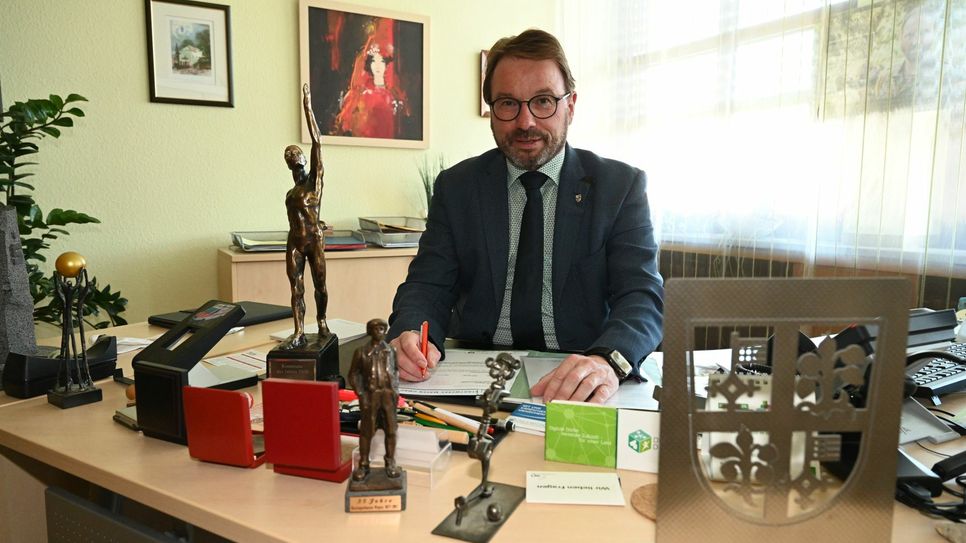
609,350,632,377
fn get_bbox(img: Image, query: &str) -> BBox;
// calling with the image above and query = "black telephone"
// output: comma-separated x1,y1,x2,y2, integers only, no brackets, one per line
906,344,966,405
898,308,966,405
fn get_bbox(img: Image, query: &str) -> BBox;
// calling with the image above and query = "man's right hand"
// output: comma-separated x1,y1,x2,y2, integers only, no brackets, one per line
390,331,440,382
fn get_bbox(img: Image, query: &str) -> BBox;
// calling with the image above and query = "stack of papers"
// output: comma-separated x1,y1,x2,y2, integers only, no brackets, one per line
269,319,367,344
231,231,287,252
397,349,528,396
206,350,268,377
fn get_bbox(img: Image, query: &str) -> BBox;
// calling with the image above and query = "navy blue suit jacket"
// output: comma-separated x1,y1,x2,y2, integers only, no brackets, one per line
388,145,664,371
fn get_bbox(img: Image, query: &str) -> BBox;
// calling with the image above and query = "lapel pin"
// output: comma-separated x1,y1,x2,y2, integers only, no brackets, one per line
575,194,583,203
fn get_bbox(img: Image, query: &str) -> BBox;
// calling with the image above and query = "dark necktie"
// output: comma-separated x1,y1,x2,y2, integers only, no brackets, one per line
511,171,547,350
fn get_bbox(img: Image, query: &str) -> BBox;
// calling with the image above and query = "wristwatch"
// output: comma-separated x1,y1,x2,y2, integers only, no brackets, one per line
585,347,633,382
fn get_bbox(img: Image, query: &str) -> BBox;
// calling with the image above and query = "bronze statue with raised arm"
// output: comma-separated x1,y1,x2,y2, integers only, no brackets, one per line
281,83,329,349
267,84,340,385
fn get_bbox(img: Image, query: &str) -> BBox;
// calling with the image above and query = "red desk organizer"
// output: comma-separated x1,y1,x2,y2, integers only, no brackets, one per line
262,379,351,482
183,386,265,469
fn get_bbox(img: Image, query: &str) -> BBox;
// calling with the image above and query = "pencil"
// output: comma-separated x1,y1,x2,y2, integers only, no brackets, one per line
413,401,493,435
414,412,448,426
401,421,469,445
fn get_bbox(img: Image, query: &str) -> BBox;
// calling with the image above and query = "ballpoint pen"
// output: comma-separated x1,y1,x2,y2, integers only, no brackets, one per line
419,320,429,377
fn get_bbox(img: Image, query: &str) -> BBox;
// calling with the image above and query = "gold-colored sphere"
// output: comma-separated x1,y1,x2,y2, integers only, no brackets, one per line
55,252,87,278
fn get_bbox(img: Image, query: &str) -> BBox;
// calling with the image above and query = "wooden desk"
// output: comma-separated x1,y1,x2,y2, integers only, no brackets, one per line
0,323,953,542
217,247,417,324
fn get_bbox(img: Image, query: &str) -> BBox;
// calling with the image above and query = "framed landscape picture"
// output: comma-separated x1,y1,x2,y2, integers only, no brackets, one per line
480,50,490,117
299,0,429,148
145,0,234,107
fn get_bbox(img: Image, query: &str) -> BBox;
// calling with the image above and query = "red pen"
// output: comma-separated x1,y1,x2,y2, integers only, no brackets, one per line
419,321,429,376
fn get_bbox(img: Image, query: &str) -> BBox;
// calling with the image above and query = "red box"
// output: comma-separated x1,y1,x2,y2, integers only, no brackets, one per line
262,379,351,482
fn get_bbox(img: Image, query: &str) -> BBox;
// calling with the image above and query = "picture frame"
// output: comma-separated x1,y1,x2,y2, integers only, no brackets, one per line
299,0,429,148
144,0,234,107
480,50,490,118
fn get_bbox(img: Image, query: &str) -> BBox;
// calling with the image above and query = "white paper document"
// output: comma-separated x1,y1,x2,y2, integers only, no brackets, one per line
526,471,625,506
207,350,268,376
397,349,529,396
187,363,256,388
91,335,160,354
520,356,659,409
269,318,367,344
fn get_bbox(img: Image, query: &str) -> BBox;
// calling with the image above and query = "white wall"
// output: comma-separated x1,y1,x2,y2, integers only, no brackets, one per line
2,0,558,327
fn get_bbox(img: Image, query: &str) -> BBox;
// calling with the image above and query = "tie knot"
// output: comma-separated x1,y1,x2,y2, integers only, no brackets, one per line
519,171,547,192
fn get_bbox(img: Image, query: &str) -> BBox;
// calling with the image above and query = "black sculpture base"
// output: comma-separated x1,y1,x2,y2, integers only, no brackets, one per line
47,384,102,409
345,469,407,512
2,337,117,399
432,483,525,543
267,333,340,383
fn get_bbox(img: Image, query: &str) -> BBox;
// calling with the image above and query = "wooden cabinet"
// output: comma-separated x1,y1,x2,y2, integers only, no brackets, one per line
217,247,416,325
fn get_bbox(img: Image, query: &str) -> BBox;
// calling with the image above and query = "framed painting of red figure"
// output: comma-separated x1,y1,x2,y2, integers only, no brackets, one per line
299,0,429,148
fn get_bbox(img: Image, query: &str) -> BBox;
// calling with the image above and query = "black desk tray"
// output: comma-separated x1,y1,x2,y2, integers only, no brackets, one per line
2,336,118,399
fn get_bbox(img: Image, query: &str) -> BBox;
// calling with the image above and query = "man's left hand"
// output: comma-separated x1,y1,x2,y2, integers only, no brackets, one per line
530,354,618,404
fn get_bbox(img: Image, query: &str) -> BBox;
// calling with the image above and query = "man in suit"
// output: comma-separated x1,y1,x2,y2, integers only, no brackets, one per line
387,29,663,403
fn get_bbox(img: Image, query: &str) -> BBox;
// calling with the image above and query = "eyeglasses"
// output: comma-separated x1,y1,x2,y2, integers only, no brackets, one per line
488,92,572,121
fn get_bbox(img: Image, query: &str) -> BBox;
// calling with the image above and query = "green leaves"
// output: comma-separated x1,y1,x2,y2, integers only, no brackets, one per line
2,92,125,329
47,208,100,226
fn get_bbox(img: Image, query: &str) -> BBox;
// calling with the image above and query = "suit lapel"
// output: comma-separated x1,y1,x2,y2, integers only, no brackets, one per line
552,145,591,306
479,153,510,305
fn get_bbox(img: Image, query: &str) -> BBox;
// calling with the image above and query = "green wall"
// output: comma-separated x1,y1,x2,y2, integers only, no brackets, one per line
2,0,558,328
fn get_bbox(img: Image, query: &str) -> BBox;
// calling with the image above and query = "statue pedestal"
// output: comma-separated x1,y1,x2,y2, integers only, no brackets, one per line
345,469,407,512
47,383,103,409
267,333,341,383
432,482,525,543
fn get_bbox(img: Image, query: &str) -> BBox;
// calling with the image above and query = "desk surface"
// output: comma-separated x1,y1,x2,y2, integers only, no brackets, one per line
0,322,953,542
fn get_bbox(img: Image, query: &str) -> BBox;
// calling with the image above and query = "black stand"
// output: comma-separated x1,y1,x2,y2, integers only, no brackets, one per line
47,385,103,409
132,300,246,444
267,333,341,383
431,483,525,543
2,337,116,399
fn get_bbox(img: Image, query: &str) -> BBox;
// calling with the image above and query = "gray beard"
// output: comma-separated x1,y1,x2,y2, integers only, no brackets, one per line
495,124,568,171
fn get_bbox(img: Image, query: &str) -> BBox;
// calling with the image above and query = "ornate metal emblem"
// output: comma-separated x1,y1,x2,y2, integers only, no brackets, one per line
657,278,909,541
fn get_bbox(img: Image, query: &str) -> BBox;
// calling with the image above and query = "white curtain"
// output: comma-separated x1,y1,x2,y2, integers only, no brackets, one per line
561,0,965,308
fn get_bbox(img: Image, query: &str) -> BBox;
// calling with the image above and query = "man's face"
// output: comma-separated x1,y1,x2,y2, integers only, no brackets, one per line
368,320,387,341
489,57,575,171
284,146,306,171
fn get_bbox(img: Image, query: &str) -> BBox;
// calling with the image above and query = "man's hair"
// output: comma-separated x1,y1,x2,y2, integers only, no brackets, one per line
482,29,576,104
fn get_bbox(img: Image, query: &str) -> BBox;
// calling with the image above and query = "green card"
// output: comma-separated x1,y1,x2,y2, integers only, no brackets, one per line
544,401,617,468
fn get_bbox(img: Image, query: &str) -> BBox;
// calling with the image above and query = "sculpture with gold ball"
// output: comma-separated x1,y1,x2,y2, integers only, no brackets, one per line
47,251,103,409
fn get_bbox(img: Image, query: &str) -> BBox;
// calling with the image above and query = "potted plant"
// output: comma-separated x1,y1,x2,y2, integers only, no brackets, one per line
416,153,445,218
0,93,127,329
